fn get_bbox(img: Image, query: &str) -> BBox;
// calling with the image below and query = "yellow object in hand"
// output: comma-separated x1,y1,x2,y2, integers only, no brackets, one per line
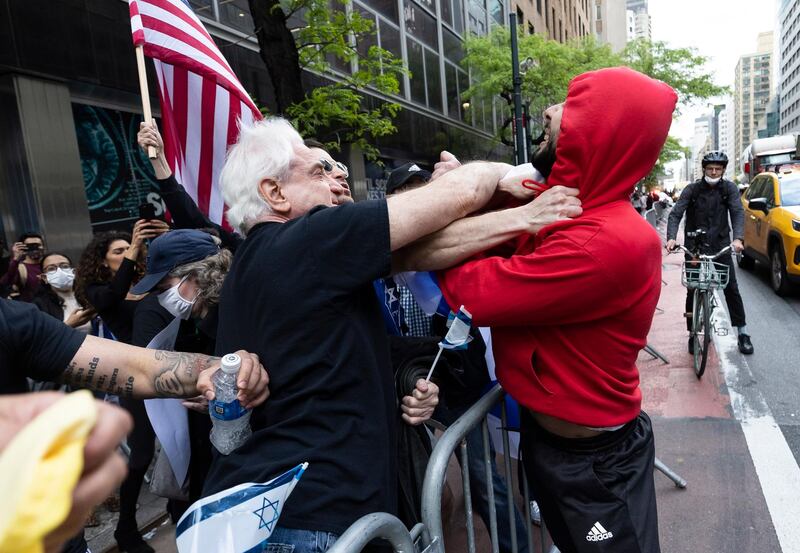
0,390,98,553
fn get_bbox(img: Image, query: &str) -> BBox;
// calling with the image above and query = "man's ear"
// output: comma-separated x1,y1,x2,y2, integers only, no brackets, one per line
258,178,291,214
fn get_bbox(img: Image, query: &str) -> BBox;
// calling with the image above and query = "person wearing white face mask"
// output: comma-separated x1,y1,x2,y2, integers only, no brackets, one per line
32,252,95,333
129,228,233,524
666,150,753,355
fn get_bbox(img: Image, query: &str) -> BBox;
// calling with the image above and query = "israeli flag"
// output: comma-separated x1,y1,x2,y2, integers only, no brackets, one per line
176,463,308,553
394,271,451,317
440,306,473,350
398,272,522,455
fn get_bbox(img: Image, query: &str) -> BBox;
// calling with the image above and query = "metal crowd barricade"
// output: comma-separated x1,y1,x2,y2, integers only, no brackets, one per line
420,384,556,553
645,207,658,228
328,384,556,553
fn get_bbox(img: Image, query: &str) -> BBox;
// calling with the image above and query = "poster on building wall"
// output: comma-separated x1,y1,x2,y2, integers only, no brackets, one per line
72,104,166,233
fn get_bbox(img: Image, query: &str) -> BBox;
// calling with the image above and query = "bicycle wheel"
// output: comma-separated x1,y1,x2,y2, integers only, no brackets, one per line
696,292,712,379
691,290,704,377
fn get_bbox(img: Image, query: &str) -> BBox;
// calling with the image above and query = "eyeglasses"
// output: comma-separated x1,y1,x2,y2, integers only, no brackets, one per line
44,263,73,275
320,158,349,179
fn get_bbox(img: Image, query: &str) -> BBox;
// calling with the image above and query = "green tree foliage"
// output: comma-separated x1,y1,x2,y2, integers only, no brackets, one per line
622,39,727,109
462,30,723,183
643,135,691,189
249,0,406,159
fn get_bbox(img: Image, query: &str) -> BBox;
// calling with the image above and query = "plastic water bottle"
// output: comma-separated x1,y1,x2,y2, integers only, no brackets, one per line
209,353,252,455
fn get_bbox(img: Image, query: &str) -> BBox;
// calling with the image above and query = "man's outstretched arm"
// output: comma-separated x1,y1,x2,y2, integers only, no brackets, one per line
393,186,582,272
386,162,515,251
61,335,268,409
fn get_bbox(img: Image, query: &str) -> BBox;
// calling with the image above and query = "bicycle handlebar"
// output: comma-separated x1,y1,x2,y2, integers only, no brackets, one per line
669,243,733,261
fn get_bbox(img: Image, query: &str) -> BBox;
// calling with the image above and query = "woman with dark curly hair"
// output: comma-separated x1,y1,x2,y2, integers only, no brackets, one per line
75,220,168,553
74,221,167,343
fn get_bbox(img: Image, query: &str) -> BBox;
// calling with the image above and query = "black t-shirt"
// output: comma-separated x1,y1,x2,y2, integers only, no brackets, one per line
85,257,140,344
205,200,396,535
0,299,86,394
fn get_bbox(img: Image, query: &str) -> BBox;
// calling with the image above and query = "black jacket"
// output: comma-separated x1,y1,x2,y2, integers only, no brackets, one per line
32,286,64,321
667,178,744,253
158,175,243,253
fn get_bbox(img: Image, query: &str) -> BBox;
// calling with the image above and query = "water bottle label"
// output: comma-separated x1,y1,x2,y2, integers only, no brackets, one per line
209,398,248,421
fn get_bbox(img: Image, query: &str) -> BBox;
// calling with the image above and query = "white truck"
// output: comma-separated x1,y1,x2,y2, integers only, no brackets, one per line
740,134,799,184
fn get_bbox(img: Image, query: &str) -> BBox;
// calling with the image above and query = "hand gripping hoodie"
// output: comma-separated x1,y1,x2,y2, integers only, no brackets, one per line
438,67,678,427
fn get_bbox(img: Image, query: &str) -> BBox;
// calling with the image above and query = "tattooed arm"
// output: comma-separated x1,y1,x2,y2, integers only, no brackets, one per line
60,335,269,408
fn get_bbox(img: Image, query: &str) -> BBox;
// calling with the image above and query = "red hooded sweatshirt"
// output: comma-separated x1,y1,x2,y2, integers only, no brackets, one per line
438,67,678,427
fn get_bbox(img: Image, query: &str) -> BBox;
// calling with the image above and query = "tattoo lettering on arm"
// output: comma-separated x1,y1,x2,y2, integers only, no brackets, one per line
152,350,219,398
60,358,135,399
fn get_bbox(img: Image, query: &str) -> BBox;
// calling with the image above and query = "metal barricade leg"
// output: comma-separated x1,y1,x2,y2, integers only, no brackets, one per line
643,344,669,364
482,419,500,553
460,440,477,553
500,401,519,553
654,457,687,488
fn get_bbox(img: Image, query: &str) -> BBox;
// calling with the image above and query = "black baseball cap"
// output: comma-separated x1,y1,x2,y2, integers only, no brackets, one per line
131,229,219,294
386,162,432,195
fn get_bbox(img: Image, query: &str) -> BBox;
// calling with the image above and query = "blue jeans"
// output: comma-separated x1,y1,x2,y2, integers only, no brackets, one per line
266,527,339,553
436,403,529,553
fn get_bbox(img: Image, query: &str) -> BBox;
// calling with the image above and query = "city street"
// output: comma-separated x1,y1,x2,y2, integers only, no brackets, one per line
642,231,800,553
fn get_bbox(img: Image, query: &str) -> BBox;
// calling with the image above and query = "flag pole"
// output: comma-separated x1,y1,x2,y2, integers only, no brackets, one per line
425,346,444,382
135,45,158,159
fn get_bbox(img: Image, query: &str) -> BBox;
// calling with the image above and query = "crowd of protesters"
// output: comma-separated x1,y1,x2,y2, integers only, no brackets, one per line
1,67,676,553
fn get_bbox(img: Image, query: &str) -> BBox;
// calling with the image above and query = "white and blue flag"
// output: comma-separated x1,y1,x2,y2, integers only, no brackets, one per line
439,306,473,350
176,463,308,553
394,271,451,317
398,273,522,455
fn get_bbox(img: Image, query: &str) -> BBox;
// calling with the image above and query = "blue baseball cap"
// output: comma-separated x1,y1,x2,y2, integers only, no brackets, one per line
131,229,220,295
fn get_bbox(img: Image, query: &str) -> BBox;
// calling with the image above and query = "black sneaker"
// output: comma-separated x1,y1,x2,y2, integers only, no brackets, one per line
738,334,754,355
688,337,694,355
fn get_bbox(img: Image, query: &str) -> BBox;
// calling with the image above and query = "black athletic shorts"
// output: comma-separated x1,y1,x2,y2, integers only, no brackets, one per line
520,410,660,553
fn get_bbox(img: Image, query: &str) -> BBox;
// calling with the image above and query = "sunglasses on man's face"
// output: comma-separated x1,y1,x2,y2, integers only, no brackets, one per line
319,158,349,179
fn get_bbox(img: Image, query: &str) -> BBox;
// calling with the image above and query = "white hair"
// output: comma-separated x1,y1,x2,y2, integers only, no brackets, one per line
220,117,304,234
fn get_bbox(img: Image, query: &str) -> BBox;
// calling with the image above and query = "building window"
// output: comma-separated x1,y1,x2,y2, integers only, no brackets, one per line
405,0,439,49
218,0,253,33
360,0,400,22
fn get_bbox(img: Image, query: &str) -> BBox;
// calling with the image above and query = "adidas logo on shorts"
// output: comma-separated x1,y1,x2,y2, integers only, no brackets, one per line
585,521,614,542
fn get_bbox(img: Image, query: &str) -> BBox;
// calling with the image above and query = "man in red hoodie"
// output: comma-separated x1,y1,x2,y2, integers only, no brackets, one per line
404,68,676,553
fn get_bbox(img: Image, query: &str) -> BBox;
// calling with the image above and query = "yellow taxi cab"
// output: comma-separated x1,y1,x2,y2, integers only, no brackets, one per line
738,165,800,295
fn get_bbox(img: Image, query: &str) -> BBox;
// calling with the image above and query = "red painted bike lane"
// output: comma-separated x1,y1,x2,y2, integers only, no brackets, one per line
639,249,782,552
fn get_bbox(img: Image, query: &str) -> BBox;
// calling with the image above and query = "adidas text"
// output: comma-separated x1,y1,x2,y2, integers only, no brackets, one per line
586,522,613,542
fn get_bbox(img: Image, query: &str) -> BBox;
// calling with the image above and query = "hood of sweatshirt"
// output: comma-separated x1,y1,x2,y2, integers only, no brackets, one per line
546,67,677,212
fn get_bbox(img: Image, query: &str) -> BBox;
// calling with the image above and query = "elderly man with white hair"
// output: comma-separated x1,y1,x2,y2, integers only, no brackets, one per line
201,116,581,551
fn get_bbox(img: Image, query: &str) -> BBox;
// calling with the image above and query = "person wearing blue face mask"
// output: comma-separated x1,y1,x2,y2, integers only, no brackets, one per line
129,229,233,526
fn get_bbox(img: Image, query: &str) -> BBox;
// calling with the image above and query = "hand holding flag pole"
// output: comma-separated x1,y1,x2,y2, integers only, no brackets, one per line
134,45,157,159
425,305,473,381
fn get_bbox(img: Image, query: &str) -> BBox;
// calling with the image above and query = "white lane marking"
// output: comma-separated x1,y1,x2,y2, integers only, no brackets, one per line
713,290,800,553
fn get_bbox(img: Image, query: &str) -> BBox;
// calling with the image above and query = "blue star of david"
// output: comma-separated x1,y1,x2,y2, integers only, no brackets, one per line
253,497,280,532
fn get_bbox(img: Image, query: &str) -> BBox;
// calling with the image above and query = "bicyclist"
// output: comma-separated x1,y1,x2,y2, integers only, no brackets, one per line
666,151,754,355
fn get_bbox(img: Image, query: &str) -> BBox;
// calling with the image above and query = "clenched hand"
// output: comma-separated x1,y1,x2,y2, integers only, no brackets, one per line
401,379,439,426
197,351,270,410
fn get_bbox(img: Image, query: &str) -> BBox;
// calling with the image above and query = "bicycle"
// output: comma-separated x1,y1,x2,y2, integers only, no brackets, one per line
670,231,732,378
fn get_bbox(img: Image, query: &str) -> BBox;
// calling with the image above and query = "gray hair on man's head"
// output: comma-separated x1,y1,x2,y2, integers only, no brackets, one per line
220,117,304,234
169,249,233,311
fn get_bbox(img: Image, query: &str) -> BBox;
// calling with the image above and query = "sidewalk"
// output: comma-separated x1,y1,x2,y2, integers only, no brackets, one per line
86,488,168,553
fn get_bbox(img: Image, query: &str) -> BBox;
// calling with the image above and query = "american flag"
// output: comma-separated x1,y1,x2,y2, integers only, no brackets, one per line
129,0,262,229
